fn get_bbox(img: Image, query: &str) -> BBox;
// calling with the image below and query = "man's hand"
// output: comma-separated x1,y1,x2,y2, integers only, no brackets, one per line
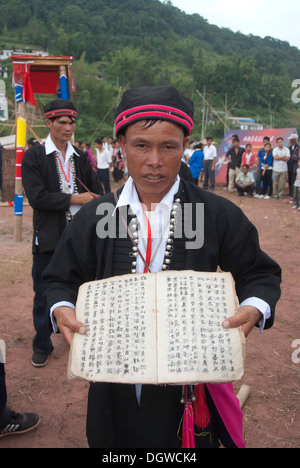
70,192,98,205
54,306,87,346
222,305,263,337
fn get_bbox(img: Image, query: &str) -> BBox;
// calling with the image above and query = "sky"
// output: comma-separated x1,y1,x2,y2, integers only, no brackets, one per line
168,0,300,49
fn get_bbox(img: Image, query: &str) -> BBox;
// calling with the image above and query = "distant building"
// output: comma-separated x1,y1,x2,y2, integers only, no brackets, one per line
208,110,265,131
0,66,8,79
227,117,264,131
0,49,13,60
0,79,8,121
0,134,15,148
0,48,49,61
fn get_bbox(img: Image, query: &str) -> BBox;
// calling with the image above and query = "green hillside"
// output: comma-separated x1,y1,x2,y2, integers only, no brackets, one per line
0,0,299,140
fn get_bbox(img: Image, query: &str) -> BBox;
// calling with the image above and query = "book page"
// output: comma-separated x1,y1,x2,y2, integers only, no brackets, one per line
68,273,158,384
156,271,244,384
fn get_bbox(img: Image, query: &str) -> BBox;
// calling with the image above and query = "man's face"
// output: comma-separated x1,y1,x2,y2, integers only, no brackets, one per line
46,116,76,143
277,139,284,149
242,166,248,175
119,120,189,203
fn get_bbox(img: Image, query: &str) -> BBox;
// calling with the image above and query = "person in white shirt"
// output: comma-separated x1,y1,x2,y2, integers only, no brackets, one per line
272,137,290,199
203,137,217,190
95,138,112,193
21,99,102,368
108,136,115,159
183,141,195,164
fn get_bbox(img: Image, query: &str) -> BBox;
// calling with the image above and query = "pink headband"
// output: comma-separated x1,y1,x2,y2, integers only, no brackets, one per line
115,104,194,136
44,109,77,120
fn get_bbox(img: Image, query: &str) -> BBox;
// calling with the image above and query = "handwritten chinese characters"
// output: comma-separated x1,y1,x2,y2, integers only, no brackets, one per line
157,272,243,384
70,274,157,384
69,271,244,384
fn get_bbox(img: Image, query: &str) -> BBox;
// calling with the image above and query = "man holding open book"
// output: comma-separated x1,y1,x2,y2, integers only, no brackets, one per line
44,87,281,449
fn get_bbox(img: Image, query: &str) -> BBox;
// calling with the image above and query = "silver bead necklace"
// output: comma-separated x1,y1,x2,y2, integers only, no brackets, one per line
129,198,181,274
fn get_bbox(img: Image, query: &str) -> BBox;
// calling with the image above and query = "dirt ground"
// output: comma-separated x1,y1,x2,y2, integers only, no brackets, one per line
0,185,299,449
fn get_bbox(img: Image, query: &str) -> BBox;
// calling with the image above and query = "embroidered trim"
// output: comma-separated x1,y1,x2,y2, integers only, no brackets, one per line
54,152,78,222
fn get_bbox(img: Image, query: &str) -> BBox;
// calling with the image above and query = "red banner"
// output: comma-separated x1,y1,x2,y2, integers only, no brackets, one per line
12,61,36,106
30,71,58,95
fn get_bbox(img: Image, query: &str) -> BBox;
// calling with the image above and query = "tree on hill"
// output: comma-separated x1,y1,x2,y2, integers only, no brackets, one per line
0,0,299,139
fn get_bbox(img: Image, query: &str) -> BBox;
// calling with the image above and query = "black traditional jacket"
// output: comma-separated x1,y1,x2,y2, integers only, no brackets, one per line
22,143,102,254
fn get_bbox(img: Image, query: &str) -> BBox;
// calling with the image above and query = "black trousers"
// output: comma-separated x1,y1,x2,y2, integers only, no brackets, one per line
86,383,220,449
262,170,273,196
288,171,296,197
236,185,254,196
97,168,111,194
203,160,215,190
32,250,54,355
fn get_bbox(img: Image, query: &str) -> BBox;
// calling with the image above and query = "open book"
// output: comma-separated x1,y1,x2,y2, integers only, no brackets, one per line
68,271,245,385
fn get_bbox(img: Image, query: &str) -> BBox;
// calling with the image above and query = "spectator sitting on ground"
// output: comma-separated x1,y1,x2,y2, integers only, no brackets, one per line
235,164,255,197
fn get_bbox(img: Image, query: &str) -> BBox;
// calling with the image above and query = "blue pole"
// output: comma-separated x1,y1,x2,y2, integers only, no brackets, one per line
58,66,70,100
